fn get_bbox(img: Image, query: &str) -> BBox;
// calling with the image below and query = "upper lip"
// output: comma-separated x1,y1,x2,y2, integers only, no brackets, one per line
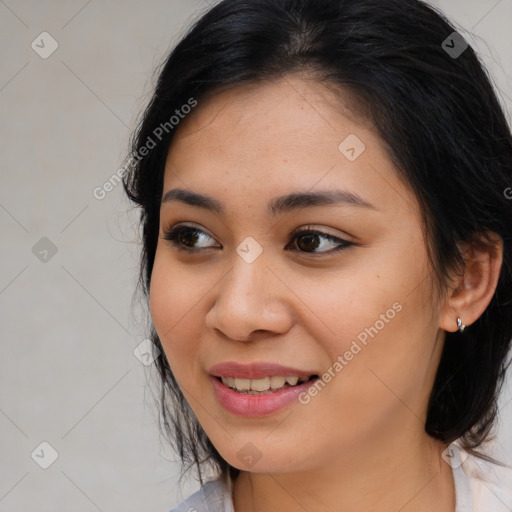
209,361,318,379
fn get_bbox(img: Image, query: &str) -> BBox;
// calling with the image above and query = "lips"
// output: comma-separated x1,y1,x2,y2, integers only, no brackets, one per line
208,361,320,417
208,361,318,379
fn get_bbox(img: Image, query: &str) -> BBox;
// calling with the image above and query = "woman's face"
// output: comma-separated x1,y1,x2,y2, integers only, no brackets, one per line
149,75,447,473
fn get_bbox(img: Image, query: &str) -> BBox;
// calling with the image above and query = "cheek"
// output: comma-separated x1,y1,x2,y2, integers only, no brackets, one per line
295,261,406,356
148,252,203,371
301,246,434,411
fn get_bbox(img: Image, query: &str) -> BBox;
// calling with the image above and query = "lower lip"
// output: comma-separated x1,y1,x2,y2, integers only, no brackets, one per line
210,376,318,417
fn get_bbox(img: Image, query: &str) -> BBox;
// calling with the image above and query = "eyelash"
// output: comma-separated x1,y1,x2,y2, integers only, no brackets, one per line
162,223,354,256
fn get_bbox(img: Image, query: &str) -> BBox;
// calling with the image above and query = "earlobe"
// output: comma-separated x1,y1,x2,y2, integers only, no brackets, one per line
439,231,503,333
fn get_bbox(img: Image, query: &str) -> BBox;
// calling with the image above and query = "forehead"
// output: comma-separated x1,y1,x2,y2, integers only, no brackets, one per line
167,76,369,159
162,76,417,219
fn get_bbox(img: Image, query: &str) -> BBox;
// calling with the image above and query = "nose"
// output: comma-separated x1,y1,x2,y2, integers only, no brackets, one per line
205,254,294,342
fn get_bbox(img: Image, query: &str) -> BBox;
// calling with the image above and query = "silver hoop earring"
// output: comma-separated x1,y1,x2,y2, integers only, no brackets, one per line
457,317,466,333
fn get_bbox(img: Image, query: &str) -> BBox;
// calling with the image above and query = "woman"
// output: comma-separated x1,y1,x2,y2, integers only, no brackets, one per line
123,0,512,510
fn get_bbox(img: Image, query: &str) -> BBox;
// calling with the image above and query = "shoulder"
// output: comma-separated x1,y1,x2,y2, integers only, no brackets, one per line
455,441,512,512
167,478,233,512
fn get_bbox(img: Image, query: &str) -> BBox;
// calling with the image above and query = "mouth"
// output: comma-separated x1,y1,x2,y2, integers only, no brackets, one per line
208,362,321,416
209,371,320,417
214,374,319,394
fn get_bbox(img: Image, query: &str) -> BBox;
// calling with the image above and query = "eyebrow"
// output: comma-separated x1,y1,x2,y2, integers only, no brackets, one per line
161,187,377,216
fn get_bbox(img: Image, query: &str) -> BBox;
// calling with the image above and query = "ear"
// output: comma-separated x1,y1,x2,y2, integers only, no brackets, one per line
439,231,503,333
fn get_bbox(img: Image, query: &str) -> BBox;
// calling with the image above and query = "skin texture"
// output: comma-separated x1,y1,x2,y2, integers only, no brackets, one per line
149,75,503,512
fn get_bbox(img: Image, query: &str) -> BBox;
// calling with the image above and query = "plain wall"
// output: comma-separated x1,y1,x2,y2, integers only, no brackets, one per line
1,1,511,510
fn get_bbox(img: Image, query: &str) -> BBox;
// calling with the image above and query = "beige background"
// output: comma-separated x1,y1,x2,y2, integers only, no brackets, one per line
1,1,511,511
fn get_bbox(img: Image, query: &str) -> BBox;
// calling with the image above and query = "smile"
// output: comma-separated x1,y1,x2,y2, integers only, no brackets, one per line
219,375,316,394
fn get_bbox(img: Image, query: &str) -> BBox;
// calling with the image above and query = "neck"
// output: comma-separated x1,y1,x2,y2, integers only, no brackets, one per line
231,432,455,512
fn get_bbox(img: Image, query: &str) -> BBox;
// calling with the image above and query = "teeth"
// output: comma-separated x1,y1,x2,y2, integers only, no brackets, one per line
220,375,310,392
221,377,235,388
250,376,270,391
234,378,251,390
270,376,286,389
285,376,299,386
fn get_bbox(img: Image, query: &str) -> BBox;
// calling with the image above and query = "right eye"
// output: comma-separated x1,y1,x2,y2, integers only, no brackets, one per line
162,223,220,252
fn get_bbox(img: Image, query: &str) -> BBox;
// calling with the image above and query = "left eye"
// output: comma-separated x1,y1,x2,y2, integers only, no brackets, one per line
162,224,353,255
289,229,353,255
